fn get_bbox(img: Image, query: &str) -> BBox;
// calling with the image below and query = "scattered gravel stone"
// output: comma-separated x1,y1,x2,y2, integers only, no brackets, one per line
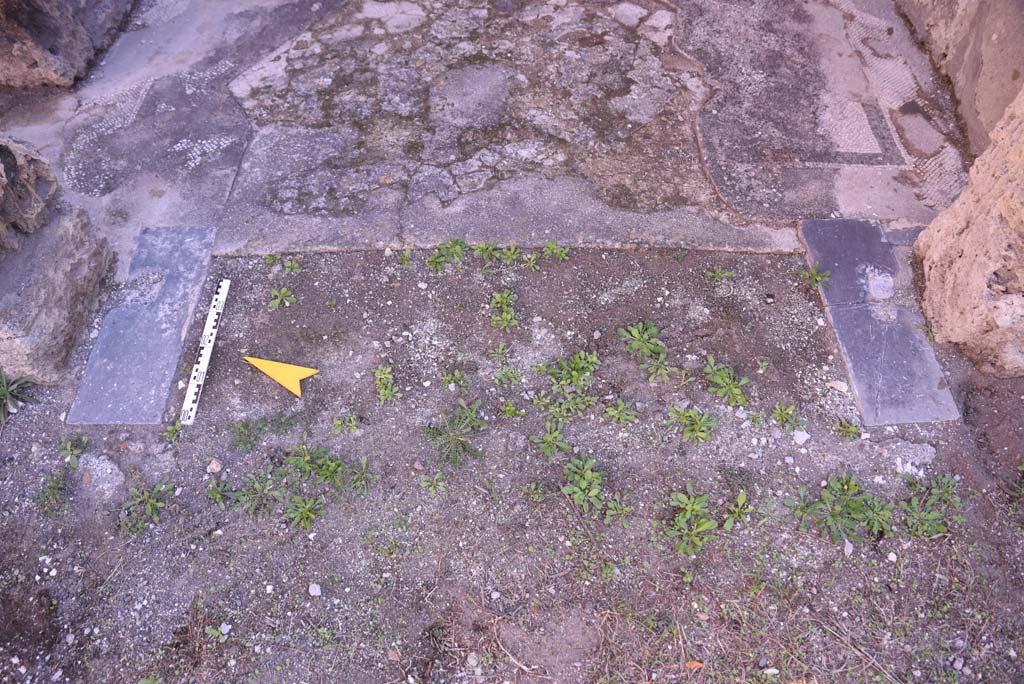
308,583,321,597
206,458,222,474
793,430,810,445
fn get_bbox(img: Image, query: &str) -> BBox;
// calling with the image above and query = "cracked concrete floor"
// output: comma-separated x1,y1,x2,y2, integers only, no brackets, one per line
0,0,968,268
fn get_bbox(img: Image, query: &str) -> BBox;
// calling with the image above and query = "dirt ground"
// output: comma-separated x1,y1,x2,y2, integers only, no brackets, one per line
2,247,1022,683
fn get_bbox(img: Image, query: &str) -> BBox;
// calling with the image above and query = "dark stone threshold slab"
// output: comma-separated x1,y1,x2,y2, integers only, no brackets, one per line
830,303,959,426
801,218,897,307
67,226,214,425
801,218,958,426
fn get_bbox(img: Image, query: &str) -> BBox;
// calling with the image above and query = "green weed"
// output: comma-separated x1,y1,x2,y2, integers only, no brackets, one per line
770,402,800,432
268,287,296,309
666,483,718,557
498,400,525,418
798,261,831,288
420,471,446,497
668,406,716,444
283,258,301,274
58,435,88,468
284,495,325,530
833,418,860,442
530,419,571,460
542,241,570,261
373,365,402,404
160,420,183,444
702,355,749,406
617,321,667,361
494,365,523,388
3,370,37,424
120,480,177,534
562,457,605,514
604,399,639,425
423,399,487,466
705,266,734,282
427,239,469,272
34,468,71,516
331,413,359,434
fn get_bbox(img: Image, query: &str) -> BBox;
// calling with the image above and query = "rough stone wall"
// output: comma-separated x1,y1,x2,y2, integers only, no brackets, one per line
0,137,58,249
916,87,1024,377
0,139,112,382
0,0,134,88
897,0,1024,156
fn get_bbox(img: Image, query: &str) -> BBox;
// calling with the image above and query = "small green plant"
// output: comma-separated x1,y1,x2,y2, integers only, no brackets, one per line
666,483,718,557
498,400,525,418
441,368,470,391
494,365,523,388
617,321,667,361
641,355,678,383
798,261,832,288
160,420,182,444
497,245,520,266
348,456,378,493
756,359,769,373
915,323,936,342
783,485,818,530
284,495,325,530
1,369,34,425
833,418,860,442
423,399,487,466
420,471,446,497
530,419,571,460
331,413,359,434
427,239,469,272
488,343,510,363
523,482,545,502
522,253,540,271
119,480,176,534
204,625,229,644
722,490,752,530
804,473,895,543
263,254,281,265
58,435,88,468
396,248,414,268
675,369,698,387
373,365,402,404
562,457,605,514
488,289,519,332
473,241,498,266
34,468,71,516
668,406,716,444
537,351,601,394
900,475,962,538
702,355,749,406
705,266,734,282
284,439,330,480
542,241,570,261
604,492,633,527
283,258,302,274
206,479,236,510
604,399,639,425
236,469,283,519
770,402,800,432
268,287,296,309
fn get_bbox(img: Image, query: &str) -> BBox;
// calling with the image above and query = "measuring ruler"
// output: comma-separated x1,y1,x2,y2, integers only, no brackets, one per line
179,279,231,425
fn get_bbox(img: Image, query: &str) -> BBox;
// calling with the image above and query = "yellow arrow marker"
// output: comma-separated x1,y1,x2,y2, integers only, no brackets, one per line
243,356,319,398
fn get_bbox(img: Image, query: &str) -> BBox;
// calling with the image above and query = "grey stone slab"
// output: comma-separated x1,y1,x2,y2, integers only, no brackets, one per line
884,225,926,246
801,218,898,306
67,226,214,425
830,303,959,426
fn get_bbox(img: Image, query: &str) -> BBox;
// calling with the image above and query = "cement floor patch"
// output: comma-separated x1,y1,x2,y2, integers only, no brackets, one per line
67,226,214,425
